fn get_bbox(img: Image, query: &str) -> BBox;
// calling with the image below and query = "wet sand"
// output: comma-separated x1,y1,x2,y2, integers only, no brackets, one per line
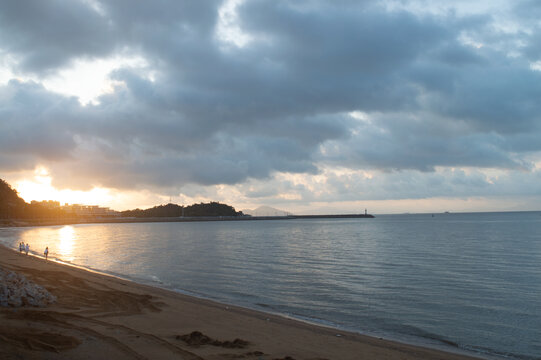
0,244,482,360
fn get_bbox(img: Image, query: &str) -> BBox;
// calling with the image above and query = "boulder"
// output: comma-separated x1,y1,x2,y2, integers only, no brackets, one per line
0,267,56,307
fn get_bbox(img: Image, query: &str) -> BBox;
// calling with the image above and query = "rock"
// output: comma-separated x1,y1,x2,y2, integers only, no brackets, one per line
0,267,56,307
177,331,249,348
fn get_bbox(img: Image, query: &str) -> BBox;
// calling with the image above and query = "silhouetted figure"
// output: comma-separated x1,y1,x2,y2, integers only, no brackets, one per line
44,246,49,260
19,242,23,253
25,243,29,255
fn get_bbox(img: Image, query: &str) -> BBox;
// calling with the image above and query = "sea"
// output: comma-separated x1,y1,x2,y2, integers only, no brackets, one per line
1,211,540,359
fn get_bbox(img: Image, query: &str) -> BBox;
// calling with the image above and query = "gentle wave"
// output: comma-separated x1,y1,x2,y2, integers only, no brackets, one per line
1,212,540,360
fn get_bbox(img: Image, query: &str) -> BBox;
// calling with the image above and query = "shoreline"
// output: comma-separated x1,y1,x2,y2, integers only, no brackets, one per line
2,210,539,228
0,243,484,360
0,213,375,228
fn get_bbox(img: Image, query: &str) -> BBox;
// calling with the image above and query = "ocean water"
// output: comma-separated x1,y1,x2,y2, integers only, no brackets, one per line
1,211,540,359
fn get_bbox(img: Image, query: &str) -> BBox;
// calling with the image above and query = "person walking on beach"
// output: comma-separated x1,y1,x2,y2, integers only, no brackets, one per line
44,246,49,260
19,242,23,253
25,243,29,255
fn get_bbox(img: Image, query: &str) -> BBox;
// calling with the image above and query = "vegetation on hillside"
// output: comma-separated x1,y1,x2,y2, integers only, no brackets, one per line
0,179,71,220
1,178,244,220
0,179,26,218
120,202,244,218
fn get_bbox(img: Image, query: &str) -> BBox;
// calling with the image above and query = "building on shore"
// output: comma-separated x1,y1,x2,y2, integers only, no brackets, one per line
30,200,61,209
62,204,119,217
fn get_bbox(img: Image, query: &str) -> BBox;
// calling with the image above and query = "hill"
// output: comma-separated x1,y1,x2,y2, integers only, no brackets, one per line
0,179,27,218
0,179,71,221
120,202,244,218
1,178,244,221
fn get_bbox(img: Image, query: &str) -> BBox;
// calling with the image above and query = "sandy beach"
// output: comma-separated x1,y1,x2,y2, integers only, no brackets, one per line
0,244,482,360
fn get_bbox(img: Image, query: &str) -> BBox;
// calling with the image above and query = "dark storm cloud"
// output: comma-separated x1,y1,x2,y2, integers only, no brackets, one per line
0,0,112,73
234,0,450,113
0,80,79,160
427,60,541,134
319,112,515,172
47,130,320,191
1,0,540,197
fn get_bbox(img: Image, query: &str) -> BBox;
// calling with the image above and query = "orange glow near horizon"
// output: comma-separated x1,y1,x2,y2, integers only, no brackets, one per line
14,168,112,207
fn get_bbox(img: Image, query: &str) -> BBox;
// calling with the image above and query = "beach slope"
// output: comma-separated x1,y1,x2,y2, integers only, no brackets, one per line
0,245,480,360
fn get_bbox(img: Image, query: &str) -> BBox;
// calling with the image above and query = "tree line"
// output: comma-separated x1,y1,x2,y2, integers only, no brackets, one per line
120,202,244,218
1,178,244,220
0,179,72,220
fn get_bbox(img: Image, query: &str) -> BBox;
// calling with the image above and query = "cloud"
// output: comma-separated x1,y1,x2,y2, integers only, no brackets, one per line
319,110,538,172
226,166,541,205
425,61,541,134
1,0,541,211
0,0,113,74
0,80,80,161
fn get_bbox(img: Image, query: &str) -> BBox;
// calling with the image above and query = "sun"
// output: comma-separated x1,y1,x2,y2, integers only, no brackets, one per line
14,166,112,207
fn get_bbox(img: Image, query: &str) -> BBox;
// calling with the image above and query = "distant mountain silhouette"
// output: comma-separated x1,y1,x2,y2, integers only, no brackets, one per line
243,206,290,217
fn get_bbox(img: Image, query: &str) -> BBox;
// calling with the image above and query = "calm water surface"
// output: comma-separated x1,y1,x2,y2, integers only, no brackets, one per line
1,212,540,359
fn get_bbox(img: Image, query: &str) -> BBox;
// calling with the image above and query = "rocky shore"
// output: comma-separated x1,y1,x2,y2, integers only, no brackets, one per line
0,267,57,307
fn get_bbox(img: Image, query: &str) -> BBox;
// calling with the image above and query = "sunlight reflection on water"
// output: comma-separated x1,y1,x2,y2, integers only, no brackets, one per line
1,212,540,360
58,225,75,260
18,225,76,262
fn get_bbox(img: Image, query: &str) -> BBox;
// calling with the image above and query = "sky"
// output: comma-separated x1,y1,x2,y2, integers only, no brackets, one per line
1,0,541,214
